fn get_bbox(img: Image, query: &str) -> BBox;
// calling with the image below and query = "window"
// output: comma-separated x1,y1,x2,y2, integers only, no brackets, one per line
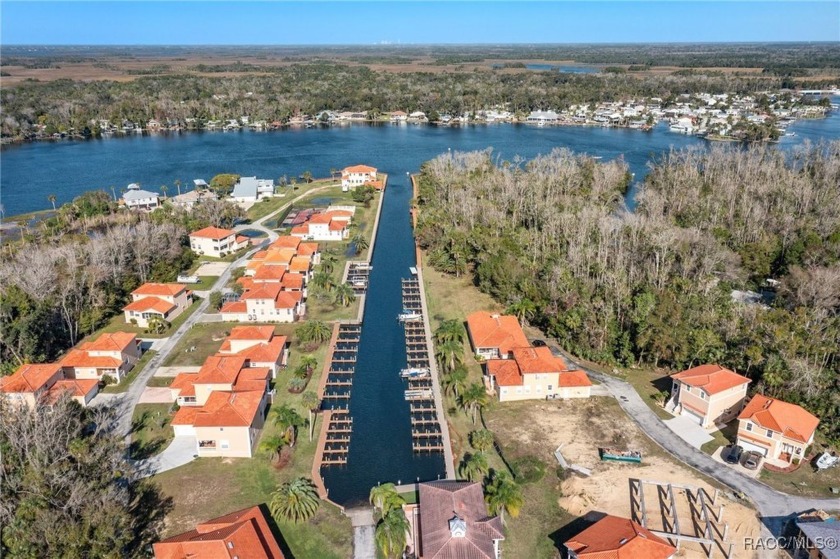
766,429,773,438
685,385,691,393
699,391,706,400
220,440,230,449
548,385,553,391
745,422,753,432
199,440,217,449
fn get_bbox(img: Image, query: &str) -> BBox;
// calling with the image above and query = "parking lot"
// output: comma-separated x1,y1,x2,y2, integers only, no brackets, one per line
711,445,762,478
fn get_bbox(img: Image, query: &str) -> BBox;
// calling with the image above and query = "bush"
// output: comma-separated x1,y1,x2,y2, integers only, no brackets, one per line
287,376,308,393
209,291,223,310
100,375,117,386
511,455,546,484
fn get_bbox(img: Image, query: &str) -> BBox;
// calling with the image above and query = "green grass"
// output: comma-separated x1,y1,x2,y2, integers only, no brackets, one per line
190,276,219,291
758,436,840,498
129,403,175,459
91,298,203,340
162,322,233,367
197,248,249,263
101,350,158,394
700,423,738,455
147,376,174,388
604,367,674,420
246,179,341,222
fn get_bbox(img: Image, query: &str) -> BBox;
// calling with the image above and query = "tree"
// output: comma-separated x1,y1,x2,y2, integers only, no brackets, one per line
301,391,321,442
269,477,320,523
145,316,169,335
369,483,405,519
441,366,467,398
484,471,523,524
297,320,332,345
209,173,240,197
374,509,409,559
48,194,57,211
435,339,464,373
272,404,306,447
469,429,495,453
506,298,536,325
458,452,489,482
209,291,224,310
160,185,168,200
333,283,356,307
301,170,313,183
434,319,465,346
299,355,318,373
311,271,335,292
459,382,489,424
174,179,182,197
259,433,288,463
351,184,375,207
0,397,170,557
321,254,338,275
351,233,369,255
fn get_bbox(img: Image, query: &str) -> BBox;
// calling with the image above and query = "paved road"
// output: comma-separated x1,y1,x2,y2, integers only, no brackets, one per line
555,348,839,536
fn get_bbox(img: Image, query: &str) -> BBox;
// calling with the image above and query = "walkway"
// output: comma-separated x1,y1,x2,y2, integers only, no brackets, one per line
346,507,377,559
554,347,840,535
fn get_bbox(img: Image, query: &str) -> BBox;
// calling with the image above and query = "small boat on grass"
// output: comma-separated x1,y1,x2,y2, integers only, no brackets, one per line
600,448,642,463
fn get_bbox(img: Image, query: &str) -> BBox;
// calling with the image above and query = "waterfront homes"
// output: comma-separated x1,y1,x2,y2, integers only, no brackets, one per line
668,364,751,428
526,110,560,125
485,346,592,401
220,282,303,323
406,481,504,559
60,332,141,383
216,325,289,378
123,282,192,328
465,312,530,360
563,514,676,559
231,176,276,203
0,363,98,408
122,183,160,211
153,505,285,559
189,226,249,258
341,164,377,191
736,394,819,466
290,209,353,241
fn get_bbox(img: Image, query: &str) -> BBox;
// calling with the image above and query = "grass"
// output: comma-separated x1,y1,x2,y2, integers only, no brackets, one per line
91,298,203,340
197,248,249,263
162,322,233,367
149,321,350,559
147,376,174,387
246,179,341,222
758,437,840,498
700,423,739,455
100,349,158,394
129,403,175,459
189,276,219,291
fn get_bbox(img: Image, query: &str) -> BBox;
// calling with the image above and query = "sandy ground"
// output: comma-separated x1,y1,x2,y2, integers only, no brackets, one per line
486,398,762,559
194,261,230,276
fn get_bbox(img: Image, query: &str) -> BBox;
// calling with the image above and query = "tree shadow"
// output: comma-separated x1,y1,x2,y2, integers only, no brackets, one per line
126,477,175,555
549,511,608,558
259,503,296,559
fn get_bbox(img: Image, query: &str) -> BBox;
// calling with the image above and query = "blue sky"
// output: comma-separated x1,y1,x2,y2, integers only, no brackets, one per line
2,1,838,45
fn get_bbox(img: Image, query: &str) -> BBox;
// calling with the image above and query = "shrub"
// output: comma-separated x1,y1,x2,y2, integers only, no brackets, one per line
287,376,308,393
100,375,117,386
511,455,546,484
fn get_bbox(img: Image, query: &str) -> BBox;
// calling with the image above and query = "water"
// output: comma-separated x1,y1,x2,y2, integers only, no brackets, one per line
3,107,839,217
525,63,601,74
237,229,267,238
322,179,444,506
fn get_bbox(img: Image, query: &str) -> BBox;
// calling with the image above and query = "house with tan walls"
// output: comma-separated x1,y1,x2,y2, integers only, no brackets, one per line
485,346,591,402
465,312,530,360
123,282,192,328
1,363,100,408
216,325,289,378
60,332,141,383
736,394,819,466
668,364,751,428
189,226,249,258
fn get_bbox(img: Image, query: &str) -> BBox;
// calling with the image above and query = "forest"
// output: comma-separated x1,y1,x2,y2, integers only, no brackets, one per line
415,143,840,442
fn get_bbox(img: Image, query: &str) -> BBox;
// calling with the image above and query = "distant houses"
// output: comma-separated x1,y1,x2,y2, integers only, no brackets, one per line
0,363,98,408
290,208,354,241
122,183,160,211
231,176,276,203
123,282,191,328
189,226,249,258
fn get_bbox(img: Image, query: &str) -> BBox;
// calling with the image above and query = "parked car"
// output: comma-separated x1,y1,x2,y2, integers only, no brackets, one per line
742,451,762,470
725,445,743,464
532,339,547,347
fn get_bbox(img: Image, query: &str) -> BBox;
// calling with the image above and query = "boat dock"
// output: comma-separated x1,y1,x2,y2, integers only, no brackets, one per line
344,261,372,293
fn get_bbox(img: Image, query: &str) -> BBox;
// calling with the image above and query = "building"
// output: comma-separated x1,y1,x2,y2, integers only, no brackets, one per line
123,184,160,210
60,332,141,383
231,176,275,203
390,111,408,122
485,346,591,401
526,110,560,124
341,164,377,191
465,312,530,360
189,226,249,258
0,363,98,408
736,394,819,465
564,514,676,559
217,325,289,378
290,210,352,241
668,364,751,428
408,481,504,559
794,517,840,559
220,283,303,323
152,505,285,559
123,283,192,328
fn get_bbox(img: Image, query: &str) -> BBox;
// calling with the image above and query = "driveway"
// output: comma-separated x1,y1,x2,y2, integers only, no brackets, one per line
194,261,231,276
136,435,198,477
138,387,174,404
139,337,170,351
663,415,715,449
712,446,762,479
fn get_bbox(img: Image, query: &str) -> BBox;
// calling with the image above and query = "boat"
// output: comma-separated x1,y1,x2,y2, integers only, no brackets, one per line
404,389,433,400
816,451,839,470
599,448,642,463
400,368,430,378
398,309,422,322
409,266,418,276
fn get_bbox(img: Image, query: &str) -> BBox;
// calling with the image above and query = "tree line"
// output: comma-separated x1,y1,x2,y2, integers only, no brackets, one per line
415,143,840,442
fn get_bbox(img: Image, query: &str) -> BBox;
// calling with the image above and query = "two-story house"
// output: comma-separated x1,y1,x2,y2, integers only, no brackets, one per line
189,226,249,258
123,282,192,327
485,346,591,401
0,363,99,408
736,394,819,466
220,283,303,323
341,164,377,191
290,210,352,241
669,364,751,428
60,332,141,383
217,325,289,378
465,312,530,360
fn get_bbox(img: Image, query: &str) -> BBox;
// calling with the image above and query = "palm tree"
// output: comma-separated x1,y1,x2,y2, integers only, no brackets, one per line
506,298,537,325
351,233,369,255
333,283,356,307
160,185,168,200
174,179,182,196
47,194,57,211
485,471,523,524
297,320,332,345
269,477,321,523
441,367,467,398
145,316,169,335
320,254,337,275
301,391,321,442
311,271,335,292
272,404,305,447
375,509,409,559
458,452,489,482
301,170,313,183
369,483,405,519
435,339,464,373
459,383,489,425
259,434,288,463
434,319,465,346
469,429,495,453
299,355,318,374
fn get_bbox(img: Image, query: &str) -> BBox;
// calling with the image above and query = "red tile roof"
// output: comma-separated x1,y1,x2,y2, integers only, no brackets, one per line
0,363,62,393
83,332,138,353
123,296,176,314
274,291,301,310
486,359,523,387
195,355,249,384
672,364,751,395
559,370,592,388
466,312,529,356
564,514,676,559
241,283,283,301
343,164,377,174
328,221,347,232
270,236,301,249
280,273,305,290
45,379,98,403
132,283,186,297
192,390,265,427
190,226,236,240
231,337,288,365
511,346,568,374
290,225,309,235
418,481,504,559
170,372,198,397
225,325,275,342
153,505,284,559
296,242,319,256
60,349,121,369
253,265,286,281
738,394,819,444
289,256,311,273
220,301,247,314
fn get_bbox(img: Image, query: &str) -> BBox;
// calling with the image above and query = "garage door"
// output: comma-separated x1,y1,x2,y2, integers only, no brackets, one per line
681,408,704,426
739,439,769,456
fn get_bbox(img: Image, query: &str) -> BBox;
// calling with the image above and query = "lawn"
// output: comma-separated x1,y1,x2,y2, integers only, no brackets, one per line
246,179,341,222
90,298,203,340
162,322,233,367
129,403,175,459
605,367,674,420
758,437,840,498
189,276,219,291
700,422,739,455
147,376,174,388
101,349,158,394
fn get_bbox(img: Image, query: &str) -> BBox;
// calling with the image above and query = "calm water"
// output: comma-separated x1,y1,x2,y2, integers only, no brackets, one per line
526,63,601,74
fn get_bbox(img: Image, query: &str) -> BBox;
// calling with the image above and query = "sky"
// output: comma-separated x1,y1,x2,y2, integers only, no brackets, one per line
1,1,838,45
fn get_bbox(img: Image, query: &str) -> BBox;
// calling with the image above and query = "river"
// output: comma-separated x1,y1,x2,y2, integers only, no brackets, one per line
3,101,838,218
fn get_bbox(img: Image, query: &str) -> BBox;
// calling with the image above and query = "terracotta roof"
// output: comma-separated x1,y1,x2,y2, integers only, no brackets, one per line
242,283,283,301
281,273,305,290
45,379,98,403
418,481,504,559
343,164,377,174
225,325,275,342
270,236,301,249
235,235,249,244
232,337,288,364
236,277,256,290
289,256,311,273
0,363,62,393
132,283,185,297
192,390,265,427
296,242,319,256
153,505,284,559
190,226,236,240
83,332,137,353
60,349,121,369
564,514,676,559
290,225,309,235
466,312,529,355
252,250,269,259
171,406,199,425
170,372,198,397
559,370,592,387
274,291,301,310
232,367,271,392
220,301,247,314
253,266,286,281
328,221,347,232
195,355,249,384
308,213,333,225
511,346,567,374
264,248,296,265
326,209,353,219
672,364,751,395
738,394,819,444
123,296,176,314
486,359,523,387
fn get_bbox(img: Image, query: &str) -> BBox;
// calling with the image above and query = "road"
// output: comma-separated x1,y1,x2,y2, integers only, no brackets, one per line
554,347,839,536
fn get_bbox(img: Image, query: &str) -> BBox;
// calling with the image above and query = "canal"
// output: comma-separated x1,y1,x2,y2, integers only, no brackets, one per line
321,175,445,506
